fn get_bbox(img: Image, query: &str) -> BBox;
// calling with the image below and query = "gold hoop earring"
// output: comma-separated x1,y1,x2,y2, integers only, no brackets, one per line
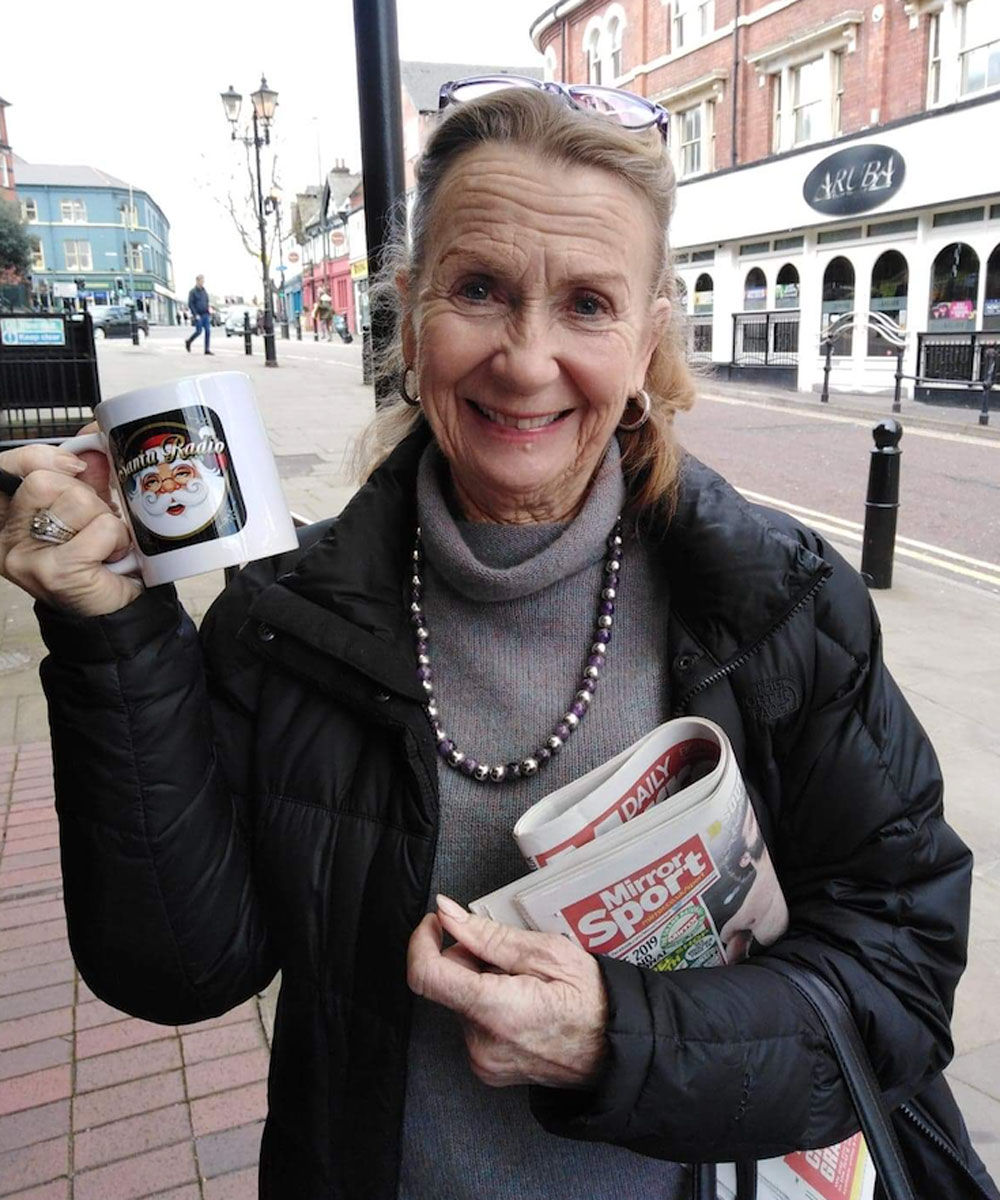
399,366,420,407
618,389,651,431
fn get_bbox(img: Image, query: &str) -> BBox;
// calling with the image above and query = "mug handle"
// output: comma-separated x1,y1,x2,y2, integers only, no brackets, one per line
59,433,140,577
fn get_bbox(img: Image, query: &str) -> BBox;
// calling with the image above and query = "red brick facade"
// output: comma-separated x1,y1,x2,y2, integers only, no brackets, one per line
0,98,16,208
534,0,936,170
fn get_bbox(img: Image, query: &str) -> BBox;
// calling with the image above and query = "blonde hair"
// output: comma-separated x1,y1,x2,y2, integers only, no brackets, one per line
358,87,695,522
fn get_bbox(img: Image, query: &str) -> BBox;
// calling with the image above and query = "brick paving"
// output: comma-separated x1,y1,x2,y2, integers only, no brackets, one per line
0,746,270,1199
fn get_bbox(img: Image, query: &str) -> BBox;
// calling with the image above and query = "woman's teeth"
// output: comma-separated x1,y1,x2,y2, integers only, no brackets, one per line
471,401,562,430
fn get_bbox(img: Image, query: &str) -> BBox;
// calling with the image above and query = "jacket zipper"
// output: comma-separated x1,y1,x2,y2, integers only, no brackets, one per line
672,568,831,717
898,1101,995,1197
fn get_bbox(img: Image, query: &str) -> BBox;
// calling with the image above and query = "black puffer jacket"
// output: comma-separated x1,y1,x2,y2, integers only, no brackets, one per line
38,434,995,1198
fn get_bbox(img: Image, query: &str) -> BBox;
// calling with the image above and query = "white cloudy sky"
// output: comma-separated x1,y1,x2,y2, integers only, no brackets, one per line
3,0,545,300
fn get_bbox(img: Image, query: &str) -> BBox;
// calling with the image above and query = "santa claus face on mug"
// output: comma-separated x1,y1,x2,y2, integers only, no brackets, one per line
124,435,228,540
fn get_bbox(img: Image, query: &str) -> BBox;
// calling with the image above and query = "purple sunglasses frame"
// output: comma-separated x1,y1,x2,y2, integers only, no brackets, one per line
438,74,670,141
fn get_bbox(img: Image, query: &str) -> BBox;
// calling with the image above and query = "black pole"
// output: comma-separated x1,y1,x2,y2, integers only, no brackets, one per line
821,336,832,403
861,419,903,590
892,346,904,414
243,310,253,356
353,0,406,405
980,346,996,428
253,110,278,368
295,313,302,341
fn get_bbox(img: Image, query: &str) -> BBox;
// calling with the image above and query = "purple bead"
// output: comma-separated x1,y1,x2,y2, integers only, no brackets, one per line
460,758,477,776
437,739,455,758
570,701,587,719
605,573,619,589
581,676,598,691
409,610,424,626
415,641,428,655
536,747,552,763
555,722,571,740
600,601,615,616
588,654,603,668
595,629,611,643
507,762,522,779
416,666,432,681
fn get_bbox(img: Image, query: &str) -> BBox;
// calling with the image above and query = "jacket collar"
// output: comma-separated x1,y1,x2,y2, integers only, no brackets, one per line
247,432,829,698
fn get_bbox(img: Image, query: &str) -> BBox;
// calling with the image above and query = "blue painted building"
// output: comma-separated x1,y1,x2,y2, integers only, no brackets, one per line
13,157,177,323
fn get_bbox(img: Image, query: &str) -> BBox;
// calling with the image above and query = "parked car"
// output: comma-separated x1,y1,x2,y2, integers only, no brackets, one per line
90,306,149,339
224,306,255,337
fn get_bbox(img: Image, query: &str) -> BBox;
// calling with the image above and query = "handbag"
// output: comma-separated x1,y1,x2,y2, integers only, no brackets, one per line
692,959,918,1200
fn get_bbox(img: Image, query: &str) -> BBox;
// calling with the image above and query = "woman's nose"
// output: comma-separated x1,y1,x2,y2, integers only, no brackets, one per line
491,313,560,394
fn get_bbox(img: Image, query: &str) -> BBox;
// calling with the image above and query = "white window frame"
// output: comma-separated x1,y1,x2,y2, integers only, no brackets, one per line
0,155,8,189
63,240,92,271
655,70,725,179
127,243,144,272
544,46,558,83
928,11,943,103
21,197,37,223
607,15,624,79
959,0,1000,97
672,0,714,52
586,26,602,85
749,14,861,153
29,238,44,272
60,199,87,224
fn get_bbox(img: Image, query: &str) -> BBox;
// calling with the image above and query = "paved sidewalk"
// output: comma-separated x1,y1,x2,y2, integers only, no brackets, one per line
0,341,997,1193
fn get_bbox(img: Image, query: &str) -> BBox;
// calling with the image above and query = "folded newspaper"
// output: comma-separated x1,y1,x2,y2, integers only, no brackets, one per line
470,716,875,1200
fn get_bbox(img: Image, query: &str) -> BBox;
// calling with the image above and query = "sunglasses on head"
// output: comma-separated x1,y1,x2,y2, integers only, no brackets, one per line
438,74,670,141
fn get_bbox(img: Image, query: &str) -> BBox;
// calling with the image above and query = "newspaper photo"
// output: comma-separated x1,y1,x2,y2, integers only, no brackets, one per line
469,716,874,1200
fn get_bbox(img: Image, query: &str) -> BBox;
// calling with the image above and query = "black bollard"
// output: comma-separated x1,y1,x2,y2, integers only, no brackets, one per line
295,314,302,341
980,346,996,428
892,346,904,414
821,337,833,403
361,325,373,386
861,419,902,590
243,311,253,356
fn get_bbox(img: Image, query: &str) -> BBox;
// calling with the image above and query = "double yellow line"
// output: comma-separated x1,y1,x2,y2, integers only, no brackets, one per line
738,489,1000,590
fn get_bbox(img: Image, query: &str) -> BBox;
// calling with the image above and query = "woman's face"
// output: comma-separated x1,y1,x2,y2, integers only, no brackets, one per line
404,146,669,523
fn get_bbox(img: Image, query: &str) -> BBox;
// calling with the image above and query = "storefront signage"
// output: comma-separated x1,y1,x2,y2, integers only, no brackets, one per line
0,317,66,347
350,258,369,280
985,299,1000,317
803,144,905,216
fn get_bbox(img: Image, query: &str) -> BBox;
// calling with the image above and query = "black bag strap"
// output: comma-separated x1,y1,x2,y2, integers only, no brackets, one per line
758,960,916,1200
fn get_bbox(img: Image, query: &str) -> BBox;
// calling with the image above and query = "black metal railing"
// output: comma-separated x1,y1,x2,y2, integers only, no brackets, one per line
917,331,1000,383
732,312,800,367
0,311,100,439
690,320,713,360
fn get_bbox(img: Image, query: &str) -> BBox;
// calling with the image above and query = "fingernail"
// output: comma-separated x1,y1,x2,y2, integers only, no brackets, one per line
436,894,467,922
57,457,87,472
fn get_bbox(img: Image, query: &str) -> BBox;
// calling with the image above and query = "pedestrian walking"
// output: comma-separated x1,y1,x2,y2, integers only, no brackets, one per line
311,291,334,341
185,274,213,355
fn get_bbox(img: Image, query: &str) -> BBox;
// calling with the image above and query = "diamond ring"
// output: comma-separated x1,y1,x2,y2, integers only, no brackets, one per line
28,509,79,546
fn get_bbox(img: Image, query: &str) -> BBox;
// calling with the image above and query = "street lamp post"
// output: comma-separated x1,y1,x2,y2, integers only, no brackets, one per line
265,194,289,339
119,203,139,346
221,77,279,368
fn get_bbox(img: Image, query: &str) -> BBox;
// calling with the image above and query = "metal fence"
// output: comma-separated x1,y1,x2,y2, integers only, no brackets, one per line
732,312,800,367
917,331,1000,383
0,311,100,440
690,319,713,361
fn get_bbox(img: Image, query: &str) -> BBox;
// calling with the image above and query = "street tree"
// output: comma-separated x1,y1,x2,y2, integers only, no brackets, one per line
0,199,31,282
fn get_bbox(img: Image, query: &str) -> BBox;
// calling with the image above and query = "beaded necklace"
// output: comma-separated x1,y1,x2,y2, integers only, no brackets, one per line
410,517,623,783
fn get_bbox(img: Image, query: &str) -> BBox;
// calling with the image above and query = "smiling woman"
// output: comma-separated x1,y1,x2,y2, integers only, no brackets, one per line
0,82,991,1200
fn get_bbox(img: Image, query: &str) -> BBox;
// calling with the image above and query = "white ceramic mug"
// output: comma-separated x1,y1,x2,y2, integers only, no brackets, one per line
61,371,298,586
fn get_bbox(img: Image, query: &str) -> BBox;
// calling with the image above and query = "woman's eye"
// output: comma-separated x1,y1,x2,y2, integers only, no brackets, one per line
458,279,491,302
572,293,607,317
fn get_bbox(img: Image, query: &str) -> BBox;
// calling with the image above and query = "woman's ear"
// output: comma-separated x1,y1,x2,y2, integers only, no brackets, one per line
635,296,671,389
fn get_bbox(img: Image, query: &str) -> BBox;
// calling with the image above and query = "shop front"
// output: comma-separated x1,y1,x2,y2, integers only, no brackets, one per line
673,96,1000,401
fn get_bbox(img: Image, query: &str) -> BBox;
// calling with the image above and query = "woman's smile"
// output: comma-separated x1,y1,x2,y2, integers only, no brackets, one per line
466,398,572,433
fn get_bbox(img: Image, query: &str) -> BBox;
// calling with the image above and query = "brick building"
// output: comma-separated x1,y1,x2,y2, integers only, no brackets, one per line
0,96,15,208
530,0,1000,398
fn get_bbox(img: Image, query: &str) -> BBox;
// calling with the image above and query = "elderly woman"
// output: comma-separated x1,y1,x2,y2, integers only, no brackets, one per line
0,84,994,1200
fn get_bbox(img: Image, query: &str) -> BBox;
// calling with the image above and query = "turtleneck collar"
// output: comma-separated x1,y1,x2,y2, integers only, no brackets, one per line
416,439,626,604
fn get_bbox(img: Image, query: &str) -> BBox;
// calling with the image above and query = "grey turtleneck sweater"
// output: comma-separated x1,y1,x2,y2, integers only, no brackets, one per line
397,441,689,1200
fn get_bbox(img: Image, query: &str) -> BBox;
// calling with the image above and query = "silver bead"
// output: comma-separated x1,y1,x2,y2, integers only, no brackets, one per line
575,689,592,704
489,764,507,782
602,587,616,601
584,665,600,680
412,575,421,589
412,548,420,562
473,763,490,781
426,701,439,718
546,734,563,752
417,653,431,667
410,601,423,616
448,749,465,767
597,615,613,629
421,679,434,694
610,534,623,548
520,756,539,776
606,559,621,573
434,726,448,742
415,626,429,641
564,711,579,729
590,642,606,656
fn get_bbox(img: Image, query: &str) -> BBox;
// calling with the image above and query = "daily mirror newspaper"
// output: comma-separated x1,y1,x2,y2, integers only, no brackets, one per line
469,717,875,1200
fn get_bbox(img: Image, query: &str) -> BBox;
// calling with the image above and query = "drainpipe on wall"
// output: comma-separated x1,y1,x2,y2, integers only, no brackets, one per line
731,0,741,166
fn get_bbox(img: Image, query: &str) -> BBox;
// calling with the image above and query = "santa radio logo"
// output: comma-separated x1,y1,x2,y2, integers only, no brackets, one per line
110,406,247,556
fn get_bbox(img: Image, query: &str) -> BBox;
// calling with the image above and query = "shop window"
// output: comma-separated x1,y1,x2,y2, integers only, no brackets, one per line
693,272,714,314
775,263,800,310
744,267,767,312
774,235,804,251
960,0,1000,96
868,250,908,355
984,245,1000,332
822,257,855,355
929,242,979,330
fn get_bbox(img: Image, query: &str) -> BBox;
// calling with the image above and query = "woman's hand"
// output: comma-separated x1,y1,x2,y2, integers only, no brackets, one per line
407,894,608,1089
0,442,141,617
